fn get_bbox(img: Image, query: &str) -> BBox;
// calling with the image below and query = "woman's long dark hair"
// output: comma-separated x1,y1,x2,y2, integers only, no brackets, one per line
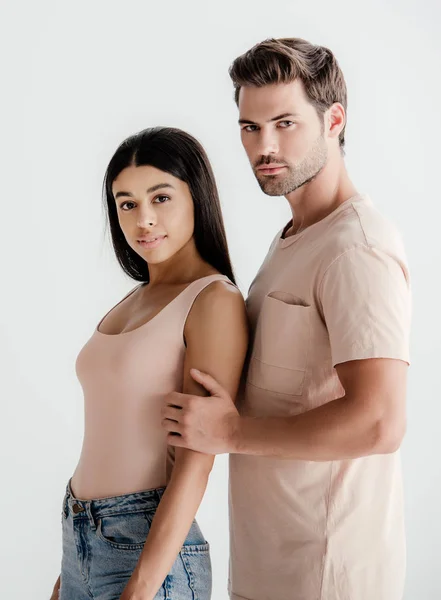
103,127,236,284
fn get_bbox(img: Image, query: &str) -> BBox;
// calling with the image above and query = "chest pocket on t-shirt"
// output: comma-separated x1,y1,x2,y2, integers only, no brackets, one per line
247,293,311,396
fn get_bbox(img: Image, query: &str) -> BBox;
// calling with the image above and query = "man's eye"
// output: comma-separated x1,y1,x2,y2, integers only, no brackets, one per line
153,195,170,204
278,121,294,128
243,125,259,132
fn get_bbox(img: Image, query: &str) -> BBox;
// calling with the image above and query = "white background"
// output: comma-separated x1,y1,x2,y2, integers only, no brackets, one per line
1,0,440,598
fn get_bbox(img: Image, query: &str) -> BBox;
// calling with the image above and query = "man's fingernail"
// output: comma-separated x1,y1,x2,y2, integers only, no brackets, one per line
192,368,200,375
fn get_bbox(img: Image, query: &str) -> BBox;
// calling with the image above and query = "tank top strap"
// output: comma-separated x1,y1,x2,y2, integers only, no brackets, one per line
177,274,236,327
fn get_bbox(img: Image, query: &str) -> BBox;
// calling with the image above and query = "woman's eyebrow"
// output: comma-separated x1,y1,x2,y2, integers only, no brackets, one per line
114,183,175,199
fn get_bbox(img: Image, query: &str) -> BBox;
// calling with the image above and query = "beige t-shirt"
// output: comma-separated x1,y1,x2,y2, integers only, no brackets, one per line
229,195,411,600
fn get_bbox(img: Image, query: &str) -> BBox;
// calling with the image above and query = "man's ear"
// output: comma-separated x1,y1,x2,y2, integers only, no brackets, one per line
326,102,346,142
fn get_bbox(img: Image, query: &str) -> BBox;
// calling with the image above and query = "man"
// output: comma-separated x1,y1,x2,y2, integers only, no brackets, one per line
162,37,411,600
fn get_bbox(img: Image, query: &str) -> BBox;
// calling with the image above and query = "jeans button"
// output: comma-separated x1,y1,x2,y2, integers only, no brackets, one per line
72,503,85,514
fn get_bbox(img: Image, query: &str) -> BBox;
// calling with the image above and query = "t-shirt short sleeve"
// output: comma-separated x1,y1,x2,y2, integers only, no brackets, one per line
319,245,411,367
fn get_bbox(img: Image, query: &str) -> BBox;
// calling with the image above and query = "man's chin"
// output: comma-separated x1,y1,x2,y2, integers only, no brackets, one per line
255,171,293,196
262,188,285,197
258,176,312,197
257,180,291,197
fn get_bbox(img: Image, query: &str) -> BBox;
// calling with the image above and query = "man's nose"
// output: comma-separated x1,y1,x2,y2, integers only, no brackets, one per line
259,130,279,157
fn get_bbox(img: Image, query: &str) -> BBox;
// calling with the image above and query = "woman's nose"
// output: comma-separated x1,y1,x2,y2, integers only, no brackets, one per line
137,207,157,229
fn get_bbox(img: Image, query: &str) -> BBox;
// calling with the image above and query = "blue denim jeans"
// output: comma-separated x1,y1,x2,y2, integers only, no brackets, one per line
60,481,212,599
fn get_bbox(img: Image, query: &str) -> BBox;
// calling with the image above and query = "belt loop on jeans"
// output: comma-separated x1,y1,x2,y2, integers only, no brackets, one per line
85,502,97,530
155,488,164,504
62,486,70,519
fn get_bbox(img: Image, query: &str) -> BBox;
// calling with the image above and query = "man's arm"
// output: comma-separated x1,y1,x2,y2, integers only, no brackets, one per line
163,245,410,459
163,357,407,459
232,357,407,459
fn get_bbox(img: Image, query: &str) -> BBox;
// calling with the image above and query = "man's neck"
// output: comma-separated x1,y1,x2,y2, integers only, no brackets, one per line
284,157,358,237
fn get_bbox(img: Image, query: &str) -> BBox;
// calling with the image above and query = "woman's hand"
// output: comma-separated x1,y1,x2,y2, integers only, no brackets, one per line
119,569,152,600
49,575,60,600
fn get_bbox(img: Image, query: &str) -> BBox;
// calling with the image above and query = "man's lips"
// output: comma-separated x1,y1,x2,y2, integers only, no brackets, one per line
256,164,287,175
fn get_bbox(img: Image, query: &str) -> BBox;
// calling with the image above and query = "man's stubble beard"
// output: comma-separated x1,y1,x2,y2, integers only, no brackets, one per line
255,134,328,197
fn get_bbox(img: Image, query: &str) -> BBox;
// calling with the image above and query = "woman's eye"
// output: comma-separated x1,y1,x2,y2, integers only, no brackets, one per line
120,201,136,211
153,195,170,204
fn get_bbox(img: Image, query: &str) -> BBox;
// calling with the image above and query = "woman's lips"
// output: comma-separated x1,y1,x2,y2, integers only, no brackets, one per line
137,235,166,250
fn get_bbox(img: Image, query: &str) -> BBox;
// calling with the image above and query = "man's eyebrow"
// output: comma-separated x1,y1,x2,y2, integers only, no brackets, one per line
269,113,299,122
238,113,299,125
114,183,175,199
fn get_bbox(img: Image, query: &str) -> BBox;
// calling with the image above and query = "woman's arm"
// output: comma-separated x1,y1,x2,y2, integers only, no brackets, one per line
49,575,60,599
120,280,248,599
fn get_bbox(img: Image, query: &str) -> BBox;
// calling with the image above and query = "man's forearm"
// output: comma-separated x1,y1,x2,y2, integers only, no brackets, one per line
231,395,403,461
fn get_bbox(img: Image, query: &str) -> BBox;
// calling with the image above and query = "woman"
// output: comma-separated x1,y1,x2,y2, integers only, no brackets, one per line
50,127,248,600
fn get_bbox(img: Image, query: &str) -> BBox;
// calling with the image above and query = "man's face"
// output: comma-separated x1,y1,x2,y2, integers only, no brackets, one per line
238,80,329,196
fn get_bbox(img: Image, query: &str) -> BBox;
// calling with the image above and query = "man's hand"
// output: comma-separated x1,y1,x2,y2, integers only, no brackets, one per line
161,369,240,455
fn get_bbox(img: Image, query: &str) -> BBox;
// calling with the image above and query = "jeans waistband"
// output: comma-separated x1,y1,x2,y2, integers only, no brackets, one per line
62,479,166,528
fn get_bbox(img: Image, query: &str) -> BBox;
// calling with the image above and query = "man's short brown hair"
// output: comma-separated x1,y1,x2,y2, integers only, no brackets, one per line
229,38,348,148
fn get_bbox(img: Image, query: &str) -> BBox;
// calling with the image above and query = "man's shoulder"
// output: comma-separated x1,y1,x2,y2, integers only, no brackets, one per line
323,195,407,264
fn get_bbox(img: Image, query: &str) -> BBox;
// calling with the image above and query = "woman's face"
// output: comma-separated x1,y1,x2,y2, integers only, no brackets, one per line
112,165,195,266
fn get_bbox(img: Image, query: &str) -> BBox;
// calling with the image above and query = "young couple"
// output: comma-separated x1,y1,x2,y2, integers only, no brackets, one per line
52,37,411,600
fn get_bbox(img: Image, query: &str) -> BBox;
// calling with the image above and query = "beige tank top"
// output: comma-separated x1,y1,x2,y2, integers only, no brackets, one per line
71,274,231,500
